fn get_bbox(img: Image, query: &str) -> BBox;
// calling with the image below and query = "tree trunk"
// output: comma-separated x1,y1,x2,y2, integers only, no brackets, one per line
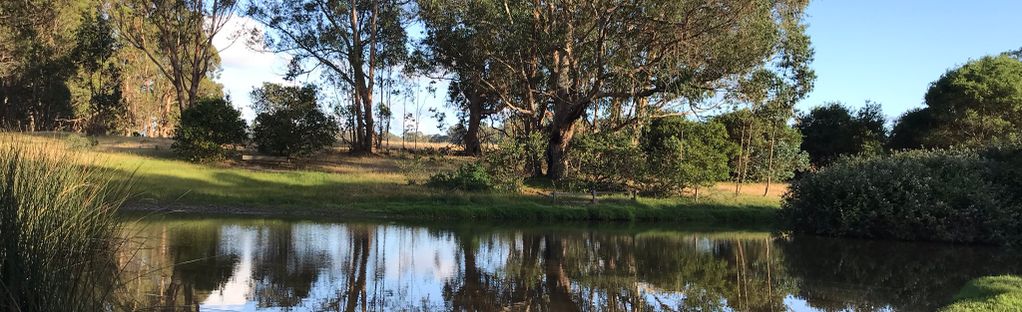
464,99,483,156
764,123,777,197
545,121,576,180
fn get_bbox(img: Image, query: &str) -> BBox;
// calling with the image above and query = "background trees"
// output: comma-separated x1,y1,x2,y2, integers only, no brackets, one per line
797,102,887,167
245,0,409,155
116,0,236,113
908,55,1022,148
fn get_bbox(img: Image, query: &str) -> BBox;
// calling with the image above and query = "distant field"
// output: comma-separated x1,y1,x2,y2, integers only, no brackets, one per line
6,132,785,224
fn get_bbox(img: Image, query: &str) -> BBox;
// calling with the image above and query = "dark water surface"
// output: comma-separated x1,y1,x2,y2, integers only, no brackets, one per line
117,217,1022,311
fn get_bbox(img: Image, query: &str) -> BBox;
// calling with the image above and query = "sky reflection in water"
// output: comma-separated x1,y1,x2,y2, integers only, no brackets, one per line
117,218,1022,312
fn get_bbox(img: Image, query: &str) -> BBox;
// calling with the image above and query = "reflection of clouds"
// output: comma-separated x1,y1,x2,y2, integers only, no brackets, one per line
195,223,460,311
200,225,257,310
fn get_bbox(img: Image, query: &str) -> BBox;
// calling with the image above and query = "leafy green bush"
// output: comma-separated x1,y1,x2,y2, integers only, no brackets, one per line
427,163,493,191
781,145,1022,245
172,98,248,162
566,132,643,192
65,133,98,149
638,116,735,196
252,107,338,158
483,138,531,191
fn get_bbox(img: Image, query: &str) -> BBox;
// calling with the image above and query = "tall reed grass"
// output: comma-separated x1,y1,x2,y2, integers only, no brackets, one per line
0,140,131,311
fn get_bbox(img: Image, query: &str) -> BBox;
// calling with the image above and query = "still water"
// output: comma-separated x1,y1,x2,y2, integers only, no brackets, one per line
117,217,1021,312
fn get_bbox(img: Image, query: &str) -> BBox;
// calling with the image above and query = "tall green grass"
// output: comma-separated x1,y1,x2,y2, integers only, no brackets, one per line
0,141,132,311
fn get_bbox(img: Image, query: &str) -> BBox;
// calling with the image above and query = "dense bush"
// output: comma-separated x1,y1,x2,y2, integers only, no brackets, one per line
565,132,643,192
427,163,493,191
482,136,536,191
781,145,1022,245
639,116,734,196
252,108,338,158
172,98,248,161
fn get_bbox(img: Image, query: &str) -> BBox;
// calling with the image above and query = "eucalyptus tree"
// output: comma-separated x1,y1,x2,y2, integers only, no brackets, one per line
426,0,813,179
116,0,236,113
418,0,503,156
246,0,409,155
922,54,1022,148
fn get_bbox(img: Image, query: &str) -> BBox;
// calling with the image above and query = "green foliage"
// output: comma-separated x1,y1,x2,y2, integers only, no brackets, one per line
250,83,337,158
427,163,493,191
797,102,888,167
566,131,643,191
940,276,1022,312
253,108,338,158
781,145,1022,245
0,143,130,311
714,109,810,183
639,116,735,196
889,107,937,150
249,82,318,114
172,98,248,162
921,55,1022,148
483,137,532,192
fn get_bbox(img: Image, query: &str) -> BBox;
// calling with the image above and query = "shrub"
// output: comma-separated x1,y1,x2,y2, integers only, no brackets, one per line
427,163,493,191
639,117,735,196
565,132,643,192
0,142,131,311
172,98,248,162
252,107,338,158
482,137,533,191
781,145,1022,245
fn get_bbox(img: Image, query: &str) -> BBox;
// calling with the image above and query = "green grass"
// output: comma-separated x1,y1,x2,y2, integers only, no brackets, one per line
0,141,131,311
940,276,1022,312
13,133,782,224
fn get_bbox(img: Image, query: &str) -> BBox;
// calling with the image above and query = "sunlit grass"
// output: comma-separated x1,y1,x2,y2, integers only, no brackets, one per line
8,132,782,224
941,275,1022,312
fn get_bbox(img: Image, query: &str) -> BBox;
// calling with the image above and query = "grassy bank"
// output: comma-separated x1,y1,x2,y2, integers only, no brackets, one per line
11,133,783,224
941,276,1022,311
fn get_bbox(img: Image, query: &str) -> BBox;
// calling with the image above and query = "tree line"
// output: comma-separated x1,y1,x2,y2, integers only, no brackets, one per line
0,0,229,136
798,52,1022,168
5,0,1018,196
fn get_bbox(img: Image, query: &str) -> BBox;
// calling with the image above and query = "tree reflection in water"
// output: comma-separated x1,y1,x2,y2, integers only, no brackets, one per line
116,219,1022,311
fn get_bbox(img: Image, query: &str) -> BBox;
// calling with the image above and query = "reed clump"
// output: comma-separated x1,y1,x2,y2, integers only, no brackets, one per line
0,140,131,311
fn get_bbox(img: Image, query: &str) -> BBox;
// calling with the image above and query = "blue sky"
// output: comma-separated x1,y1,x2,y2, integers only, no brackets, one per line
215,1,1022,134
801,0,1022,119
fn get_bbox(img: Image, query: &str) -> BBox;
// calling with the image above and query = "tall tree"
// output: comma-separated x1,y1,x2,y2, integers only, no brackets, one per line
428,0,812,179
418,0,502,156
921,54,1022,148
246,0,409,155
116,0,236,113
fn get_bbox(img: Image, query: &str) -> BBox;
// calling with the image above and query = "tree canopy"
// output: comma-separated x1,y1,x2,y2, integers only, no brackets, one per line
797,102,887,167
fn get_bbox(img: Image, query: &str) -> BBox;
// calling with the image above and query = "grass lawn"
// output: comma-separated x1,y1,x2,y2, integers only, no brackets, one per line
8,132,783,224
941,276,1022,312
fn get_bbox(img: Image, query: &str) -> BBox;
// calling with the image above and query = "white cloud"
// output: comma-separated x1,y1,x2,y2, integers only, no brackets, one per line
212,15,291,121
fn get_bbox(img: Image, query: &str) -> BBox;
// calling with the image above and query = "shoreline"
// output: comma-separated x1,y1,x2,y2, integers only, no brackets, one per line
119,199,781,225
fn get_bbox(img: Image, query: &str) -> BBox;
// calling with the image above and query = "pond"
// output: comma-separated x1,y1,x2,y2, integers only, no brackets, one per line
116,217,1022,312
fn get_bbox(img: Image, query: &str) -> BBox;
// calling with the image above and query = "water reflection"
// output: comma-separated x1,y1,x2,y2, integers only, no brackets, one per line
116,219,1021,312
